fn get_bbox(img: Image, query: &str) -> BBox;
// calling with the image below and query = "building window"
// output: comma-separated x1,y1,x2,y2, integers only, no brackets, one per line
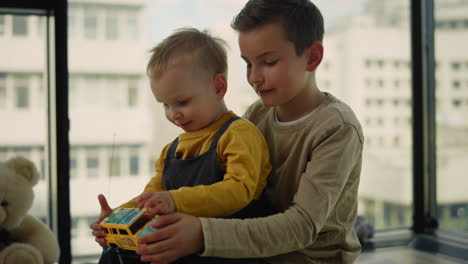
70,148,77,179
452,80,461,89
377,118,384,126
0,15,5,35
68,8,75,39
127,11,138,40
40,158,45,180
451,62,460,71
86,149,99,178
71,217,78,238
128,79,138,107
452,99,461,108
84,8,97,39
105,10,118,40
70,158,77,179
12,15,27,36
37,16,44,38
130,150,139,176
14,75,29,109
0,73,6,109
109,154,121,177
377,59,384,69
378,79,384,88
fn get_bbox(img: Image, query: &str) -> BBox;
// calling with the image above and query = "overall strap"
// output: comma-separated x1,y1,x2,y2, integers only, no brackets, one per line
164,137,179,168
208,116,241,151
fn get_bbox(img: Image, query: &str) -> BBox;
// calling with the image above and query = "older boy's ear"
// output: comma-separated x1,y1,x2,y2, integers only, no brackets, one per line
305,42,324,72
213,73,227,99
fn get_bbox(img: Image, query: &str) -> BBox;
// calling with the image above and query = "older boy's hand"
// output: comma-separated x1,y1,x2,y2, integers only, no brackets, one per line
90,194,112,247
136,212,204,264
137,191,176,215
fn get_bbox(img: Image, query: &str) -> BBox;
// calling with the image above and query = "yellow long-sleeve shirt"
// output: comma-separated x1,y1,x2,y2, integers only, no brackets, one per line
120,111,272,217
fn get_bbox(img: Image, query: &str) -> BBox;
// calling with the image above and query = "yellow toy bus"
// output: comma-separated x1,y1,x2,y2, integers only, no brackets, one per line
100,208,159,251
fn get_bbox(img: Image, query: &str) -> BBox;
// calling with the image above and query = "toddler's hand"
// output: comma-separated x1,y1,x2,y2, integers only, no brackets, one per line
90,194,112,247
137,191,176,215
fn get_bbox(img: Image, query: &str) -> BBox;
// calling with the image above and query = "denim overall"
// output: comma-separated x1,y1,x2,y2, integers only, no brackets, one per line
99,116,269,264
163,116,272,220
167,115,270,264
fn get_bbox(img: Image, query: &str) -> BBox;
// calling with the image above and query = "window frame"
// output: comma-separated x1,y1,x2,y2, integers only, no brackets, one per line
0,1,71,264
1,0,467,263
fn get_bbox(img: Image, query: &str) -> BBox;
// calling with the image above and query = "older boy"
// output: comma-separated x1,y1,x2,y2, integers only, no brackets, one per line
91,28,272,264
135,1,364,264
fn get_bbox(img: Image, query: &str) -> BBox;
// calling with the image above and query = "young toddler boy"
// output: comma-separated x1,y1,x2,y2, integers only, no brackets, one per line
92,27,272,264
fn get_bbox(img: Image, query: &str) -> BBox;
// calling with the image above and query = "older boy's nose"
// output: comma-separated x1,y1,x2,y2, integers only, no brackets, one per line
248,67,262,86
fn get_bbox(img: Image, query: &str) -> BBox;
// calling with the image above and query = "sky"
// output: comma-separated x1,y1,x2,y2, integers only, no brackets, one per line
142,0,369,114
145,0,368,43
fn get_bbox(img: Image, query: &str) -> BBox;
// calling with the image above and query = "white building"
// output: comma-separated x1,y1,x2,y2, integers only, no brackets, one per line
1,0,467,260
0,0,153,257
317,0,468,229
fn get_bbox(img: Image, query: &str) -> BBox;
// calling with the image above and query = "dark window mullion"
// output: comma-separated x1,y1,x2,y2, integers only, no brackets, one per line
410,0,438,234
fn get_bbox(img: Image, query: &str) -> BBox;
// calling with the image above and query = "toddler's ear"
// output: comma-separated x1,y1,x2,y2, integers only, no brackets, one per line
306,42,324,72
213,73,227,99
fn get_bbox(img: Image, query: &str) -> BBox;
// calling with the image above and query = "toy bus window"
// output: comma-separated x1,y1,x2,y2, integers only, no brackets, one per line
129,216,152,234
111,228,117,234
104,228,109,234
119,229,128,235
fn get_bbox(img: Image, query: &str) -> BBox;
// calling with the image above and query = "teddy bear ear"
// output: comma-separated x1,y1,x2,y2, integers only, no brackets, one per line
5,156,40,186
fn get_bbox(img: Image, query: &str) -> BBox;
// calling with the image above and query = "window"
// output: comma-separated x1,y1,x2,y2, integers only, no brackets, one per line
71,217,78,238
105,9,118,40
0,11,50,255
14,74,29,109
128,78,138,107
127,10,138,40
130,151,139,176
0,15,5,35
86,148,99,178
435,0,468,233
0,73,6,108
84,8,97,39
68,8,75,39
70,148,78,179
109,153,121,177
12,15,27,36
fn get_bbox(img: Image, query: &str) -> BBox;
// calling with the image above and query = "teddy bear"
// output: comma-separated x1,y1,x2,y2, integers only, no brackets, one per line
0,156,60,264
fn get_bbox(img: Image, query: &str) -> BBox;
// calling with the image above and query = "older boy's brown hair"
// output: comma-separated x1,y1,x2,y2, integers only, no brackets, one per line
231,0,324,56
147,27,228,79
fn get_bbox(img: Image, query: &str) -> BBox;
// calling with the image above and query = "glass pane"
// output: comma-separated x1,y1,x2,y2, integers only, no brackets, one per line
68,1,150,261
69,0,415,261
435,1,468,233
315,0,413,230
0,13,50,227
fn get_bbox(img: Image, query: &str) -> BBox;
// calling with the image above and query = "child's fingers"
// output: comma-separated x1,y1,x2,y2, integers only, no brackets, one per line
151,203,170,215
144,199,160,210
137,192,154,208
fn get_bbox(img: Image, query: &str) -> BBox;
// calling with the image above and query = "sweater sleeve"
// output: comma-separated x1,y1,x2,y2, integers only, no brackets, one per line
170,122,271,217
200,123,362,258
117,145,169,209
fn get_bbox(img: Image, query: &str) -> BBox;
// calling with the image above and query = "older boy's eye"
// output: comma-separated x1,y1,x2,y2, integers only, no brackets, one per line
265,60,278,66
178,100,189,106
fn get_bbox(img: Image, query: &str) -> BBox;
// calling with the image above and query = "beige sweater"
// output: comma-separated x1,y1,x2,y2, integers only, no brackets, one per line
200,93,364,263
